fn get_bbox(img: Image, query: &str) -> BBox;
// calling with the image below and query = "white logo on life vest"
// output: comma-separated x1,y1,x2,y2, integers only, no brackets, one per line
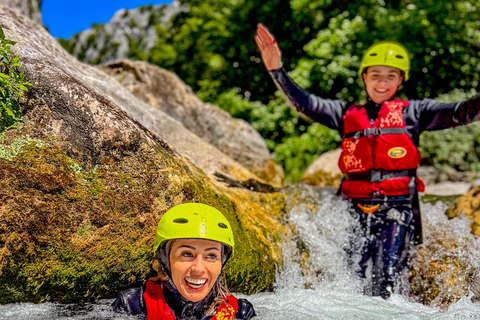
388,147,407,159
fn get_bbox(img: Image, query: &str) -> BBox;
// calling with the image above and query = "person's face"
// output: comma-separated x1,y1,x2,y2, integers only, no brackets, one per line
169,239,223,302
363,66,404,104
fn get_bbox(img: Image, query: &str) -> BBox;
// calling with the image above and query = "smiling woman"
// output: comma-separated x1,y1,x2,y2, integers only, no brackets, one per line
112,203,257,320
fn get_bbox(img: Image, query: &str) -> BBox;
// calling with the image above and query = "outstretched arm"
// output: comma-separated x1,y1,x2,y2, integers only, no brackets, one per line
417,93,480,132
255,23,346,132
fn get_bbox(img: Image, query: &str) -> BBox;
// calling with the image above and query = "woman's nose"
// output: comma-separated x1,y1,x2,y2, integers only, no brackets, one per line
191,255,206,273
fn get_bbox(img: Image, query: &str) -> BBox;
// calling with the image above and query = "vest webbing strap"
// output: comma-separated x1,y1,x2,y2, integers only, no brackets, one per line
344,169,417,182
343,127,407,139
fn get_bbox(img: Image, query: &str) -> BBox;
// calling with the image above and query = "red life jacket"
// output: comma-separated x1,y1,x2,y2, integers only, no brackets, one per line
339,100,425,198
143,281,239,320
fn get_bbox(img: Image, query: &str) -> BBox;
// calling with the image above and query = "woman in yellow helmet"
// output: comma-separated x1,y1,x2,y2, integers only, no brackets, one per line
112,203,256,320
255,23,480,299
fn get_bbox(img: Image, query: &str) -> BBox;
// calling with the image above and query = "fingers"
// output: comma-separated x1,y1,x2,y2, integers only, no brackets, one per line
256,23,275,45
254,35,264,51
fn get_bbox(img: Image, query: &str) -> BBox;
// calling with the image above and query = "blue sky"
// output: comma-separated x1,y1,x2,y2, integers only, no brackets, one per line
42,0,173,39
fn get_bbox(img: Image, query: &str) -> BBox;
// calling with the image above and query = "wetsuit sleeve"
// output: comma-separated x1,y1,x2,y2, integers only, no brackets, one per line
269,68,347,132
415,93,480,132
112,287,146,316
235,298,257,319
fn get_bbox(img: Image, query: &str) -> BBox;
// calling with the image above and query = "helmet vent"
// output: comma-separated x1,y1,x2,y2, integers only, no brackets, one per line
173,218,189,224
218,223,228,229
369,53,378,56
395,55,404,59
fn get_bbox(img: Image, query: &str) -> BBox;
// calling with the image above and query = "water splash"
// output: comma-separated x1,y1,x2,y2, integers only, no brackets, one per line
2,185,480,319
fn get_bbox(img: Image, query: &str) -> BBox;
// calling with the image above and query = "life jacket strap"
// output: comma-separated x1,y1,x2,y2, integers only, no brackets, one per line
344,169,416,182
343,127,407,139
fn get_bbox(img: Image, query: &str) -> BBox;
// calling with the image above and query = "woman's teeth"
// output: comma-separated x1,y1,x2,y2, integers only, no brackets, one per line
185,278,207,288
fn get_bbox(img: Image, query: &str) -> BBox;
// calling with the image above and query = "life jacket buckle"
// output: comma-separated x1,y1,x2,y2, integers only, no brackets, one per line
363,127,378,137
357,203,380,214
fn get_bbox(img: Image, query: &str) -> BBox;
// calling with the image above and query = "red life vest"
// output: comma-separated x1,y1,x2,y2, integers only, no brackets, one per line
143,281,239,320
339,100,425,198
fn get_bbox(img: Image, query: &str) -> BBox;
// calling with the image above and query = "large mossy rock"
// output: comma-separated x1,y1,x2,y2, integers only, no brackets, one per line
0,6,287,303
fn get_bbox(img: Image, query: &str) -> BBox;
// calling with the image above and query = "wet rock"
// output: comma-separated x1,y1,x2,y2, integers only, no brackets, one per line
0,6,287,303
446,187,480,235
99,59,283,186
409,235,479,309
300,149,343,189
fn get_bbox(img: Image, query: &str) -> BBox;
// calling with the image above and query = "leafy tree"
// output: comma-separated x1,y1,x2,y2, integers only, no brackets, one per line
0,26,31,132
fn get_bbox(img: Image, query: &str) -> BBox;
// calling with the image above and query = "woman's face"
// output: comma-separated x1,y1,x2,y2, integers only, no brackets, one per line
169,239,223,302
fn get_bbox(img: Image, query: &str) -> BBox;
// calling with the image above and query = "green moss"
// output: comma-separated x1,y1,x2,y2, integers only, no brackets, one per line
0,124,281,303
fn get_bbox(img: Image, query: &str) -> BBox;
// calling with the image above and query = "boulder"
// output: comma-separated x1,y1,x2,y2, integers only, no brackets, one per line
424,181,472,196
0,6,287,303
98,59,283,186
300,149,343,189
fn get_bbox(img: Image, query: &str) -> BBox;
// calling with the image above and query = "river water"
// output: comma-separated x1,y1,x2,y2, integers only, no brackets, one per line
2,187,480,319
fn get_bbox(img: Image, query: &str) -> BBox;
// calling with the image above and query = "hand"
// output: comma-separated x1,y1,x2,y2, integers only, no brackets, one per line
235,298,257,319
255,23,282,71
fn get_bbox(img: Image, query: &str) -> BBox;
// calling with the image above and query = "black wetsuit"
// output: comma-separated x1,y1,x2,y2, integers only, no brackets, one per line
112,282,256,319
269,67,480,298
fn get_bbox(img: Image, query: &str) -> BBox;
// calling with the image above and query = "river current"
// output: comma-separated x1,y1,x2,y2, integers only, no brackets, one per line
2,186,480,319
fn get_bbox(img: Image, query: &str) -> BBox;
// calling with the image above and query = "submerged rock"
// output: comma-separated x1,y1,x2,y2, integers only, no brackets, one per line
0,6,287,303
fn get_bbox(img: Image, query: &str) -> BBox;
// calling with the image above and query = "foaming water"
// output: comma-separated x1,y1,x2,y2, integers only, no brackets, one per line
2,186,480,319
250,185,480,319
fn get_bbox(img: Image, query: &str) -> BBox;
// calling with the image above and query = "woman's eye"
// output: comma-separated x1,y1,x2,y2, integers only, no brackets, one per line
181,252,194,258
206,253,219,260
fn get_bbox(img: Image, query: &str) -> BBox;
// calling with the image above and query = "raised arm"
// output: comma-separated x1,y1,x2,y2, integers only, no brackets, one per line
255,24,346,132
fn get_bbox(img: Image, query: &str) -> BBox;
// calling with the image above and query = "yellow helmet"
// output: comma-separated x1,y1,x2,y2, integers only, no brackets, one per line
358,41,410,81
153,203,235,264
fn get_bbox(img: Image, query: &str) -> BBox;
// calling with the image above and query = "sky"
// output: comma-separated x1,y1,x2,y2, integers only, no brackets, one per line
42,0,173,39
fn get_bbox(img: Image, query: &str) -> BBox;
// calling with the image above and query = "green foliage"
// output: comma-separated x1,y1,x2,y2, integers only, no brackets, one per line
61,0,480,182
289,0,480,103
0,26,31,132
213,89,341,183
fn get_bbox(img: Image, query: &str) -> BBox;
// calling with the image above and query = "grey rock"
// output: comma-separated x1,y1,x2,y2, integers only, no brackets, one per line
424,181,472,196
0,5,278,187
0,0,42,24
98,59,284,186
67,0,186,63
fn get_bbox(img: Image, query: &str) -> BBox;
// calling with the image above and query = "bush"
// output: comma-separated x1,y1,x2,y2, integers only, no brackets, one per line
0,26,31,132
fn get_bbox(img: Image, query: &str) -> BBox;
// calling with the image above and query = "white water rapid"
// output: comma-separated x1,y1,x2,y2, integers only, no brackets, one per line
2,185,480,319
